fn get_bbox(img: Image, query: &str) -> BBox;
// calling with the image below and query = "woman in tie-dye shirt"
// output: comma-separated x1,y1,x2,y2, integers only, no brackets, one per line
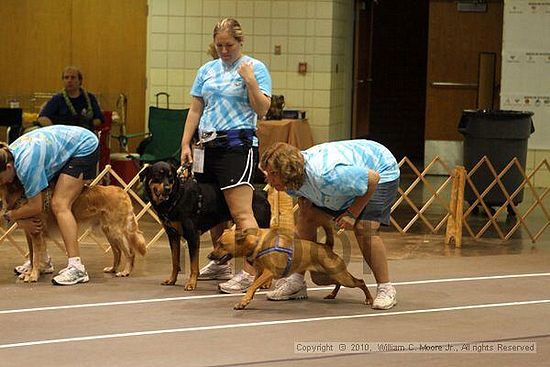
180,18,272,294
260,140,400,310
0,125,98,286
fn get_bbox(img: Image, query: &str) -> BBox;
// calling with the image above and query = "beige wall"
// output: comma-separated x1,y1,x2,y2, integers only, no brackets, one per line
147,0,354,144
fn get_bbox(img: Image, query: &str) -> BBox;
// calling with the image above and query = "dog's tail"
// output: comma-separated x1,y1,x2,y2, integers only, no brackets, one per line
126,212,147,256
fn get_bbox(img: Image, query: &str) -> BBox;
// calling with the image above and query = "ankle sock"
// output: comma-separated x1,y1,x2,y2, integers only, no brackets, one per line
68,257,85,271
378,282,394,291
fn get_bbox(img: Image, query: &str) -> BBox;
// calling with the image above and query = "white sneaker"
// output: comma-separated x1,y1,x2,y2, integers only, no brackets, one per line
51,266,89,286
218,270,254,294
266,275,308,301
198,260,233,280
372,285,397,310
14,257,54,275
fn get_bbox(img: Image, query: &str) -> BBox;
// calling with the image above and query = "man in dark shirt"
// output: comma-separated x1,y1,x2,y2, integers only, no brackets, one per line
38,66,103,130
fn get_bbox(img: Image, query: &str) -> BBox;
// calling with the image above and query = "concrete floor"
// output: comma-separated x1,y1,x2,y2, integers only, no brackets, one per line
0,191,549,366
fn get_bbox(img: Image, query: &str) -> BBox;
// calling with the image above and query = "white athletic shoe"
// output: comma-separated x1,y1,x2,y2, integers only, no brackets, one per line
198,260,233,280
218,270,254,294
14,257,54,275
51,266,89,286
372,285,397,310
266,275,308,301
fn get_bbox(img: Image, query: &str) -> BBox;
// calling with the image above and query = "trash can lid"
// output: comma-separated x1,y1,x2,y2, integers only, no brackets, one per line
462,109,534,120
458,109,535,139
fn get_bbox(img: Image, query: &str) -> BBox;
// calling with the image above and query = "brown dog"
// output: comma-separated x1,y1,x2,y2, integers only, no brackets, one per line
208,226,373,310
1,181,146,282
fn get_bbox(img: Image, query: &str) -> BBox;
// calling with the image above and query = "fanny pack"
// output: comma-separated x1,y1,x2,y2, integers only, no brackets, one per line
203,128,256,149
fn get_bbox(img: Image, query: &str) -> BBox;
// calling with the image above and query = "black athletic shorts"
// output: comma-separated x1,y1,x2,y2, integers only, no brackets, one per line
194,146,259,190
60,147,99,180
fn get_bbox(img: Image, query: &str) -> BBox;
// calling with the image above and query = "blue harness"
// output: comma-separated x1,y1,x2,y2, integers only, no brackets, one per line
255,237,294,277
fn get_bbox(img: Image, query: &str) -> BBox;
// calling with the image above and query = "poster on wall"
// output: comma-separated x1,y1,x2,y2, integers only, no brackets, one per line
501,0,550,149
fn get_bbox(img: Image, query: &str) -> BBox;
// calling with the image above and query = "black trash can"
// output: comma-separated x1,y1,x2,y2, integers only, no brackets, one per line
458,110,534,210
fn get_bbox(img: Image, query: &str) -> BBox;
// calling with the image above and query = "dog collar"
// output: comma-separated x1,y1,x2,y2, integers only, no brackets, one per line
160,190,181,222
255,237,293,277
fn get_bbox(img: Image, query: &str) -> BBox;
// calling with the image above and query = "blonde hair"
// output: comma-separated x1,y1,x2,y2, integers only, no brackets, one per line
62,65,83,83
213,18,244,43
260,142,305,190
207,43,219,59
0,143,13,172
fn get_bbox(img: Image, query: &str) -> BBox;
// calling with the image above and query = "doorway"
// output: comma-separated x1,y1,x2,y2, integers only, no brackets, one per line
352,0,429,163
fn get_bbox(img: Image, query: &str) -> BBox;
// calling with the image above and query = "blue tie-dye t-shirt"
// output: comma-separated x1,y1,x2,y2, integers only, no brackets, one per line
191,55,272,147
288,140,400,211
9,125,99,198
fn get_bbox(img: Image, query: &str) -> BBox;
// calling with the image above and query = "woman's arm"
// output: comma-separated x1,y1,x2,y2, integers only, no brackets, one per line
6,194,43,221
238,62,271,118
180,96,204,164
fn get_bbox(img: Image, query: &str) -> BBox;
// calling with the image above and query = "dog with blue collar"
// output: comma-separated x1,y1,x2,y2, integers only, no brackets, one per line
208,226,373,310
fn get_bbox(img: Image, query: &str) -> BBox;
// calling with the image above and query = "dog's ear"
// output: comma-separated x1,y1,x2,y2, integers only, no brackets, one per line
139,165,151,182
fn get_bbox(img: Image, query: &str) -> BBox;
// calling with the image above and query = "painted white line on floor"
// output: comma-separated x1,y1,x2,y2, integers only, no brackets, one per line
1,272,549,316
1,299,549,350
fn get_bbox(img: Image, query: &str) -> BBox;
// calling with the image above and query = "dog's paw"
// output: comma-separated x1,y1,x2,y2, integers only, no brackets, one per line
324,293,337,300
260,280,272,289
103,266,116,273
233,302,248,310
161,279,176,285
24,273,39,283
115,271,130,277
184,283,196,291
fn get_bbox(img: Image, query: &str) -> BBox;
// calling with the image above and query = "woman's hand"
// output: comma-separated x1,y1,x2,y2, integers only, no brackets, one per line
180,144,193,166
238,62,255,83
18,217,43,235
335,210,356,230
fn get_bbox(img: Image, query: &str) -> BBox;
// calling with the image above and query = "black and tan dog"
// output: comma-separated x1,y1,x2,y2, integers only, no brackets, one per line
1,180,146,282
140,161,271,290
209,226,373,310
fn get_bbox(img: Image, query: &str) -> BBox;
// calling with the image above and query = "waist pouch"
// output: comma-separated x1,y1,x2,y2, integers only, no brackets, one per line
205,128,256,149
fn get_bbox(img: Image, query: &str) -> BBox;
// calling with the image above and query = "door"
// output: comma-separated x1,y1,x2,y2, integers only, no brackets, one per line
353,0,429,162
425,0,503,142
72,0,147,151
352,0,374,139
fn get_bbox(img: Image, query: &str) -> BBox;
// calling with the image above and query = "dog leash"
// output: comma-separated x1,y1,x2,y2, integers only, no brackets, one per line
255,237,293,277
177,162,193,181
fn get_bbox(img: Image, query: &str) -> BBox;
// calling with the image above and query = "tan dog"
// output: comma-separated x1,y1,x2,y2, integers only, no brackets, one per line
1,181,146,282
208,227,373,310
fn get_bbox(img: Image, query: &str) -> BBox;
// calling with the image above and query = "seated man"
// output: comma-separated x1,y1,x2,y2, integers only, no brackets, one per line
37,66,103,130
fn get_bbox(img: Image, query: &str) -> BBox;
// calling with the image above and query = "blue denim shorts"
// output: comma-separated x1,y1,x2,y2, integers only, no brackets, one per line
316,178,399,226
